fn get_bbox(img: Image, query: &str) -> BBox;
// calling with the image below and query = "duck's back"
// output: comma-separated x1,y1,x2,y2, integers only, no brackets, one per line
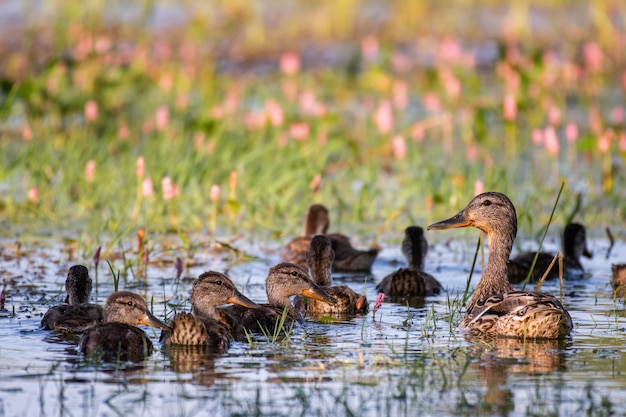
376,269,442,297
80,322,153,362
162,312,232,352
222,304,300,334
307,285,368,318
41,304,104,332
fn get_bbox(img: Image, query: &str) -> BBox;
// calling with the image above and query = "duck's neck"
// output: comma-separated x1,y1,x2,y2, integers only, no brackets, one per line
308,260,332,286
469,230,514,307
193,305,217,322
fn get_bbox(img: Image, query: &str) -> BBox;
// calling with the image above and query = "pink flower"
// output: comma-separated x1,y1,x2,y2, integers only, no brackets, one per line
155,106,169,131
411,123,425,142
531,128,544,145
565,123,578,143
474,180,484,196
361,35,379,62
439,69,461,98
373,292,385,313
118,123,129,140
158,73,173,92
392,80,408,110
619,132,626,151
22,124,32,141
280,52,300,75
391,53,411,73
317,131,327,146
211,105,224,119
374,100,393,134
28,186,38,203
161,177,178,200
85,160,96,183
548,105,561,126
503,94,517,121
299,90,323,116
136,156,145,179
437,36,462,65
175,257,183,280
598,129,613,153
422,93,442,113
290,123,310,140
611,106,625,124
543,126,559,156
265,99,284,127
93,246,101,270
391,135,406,160
466,143,478,162
244,111,267,130
210,184,220,202
583,42,603,73
85,100,98,122
142,178,154,198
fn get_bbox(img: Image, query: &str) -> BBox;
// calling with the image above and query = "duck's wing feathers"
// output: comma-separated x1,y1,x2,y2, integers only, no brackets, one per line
376,268,442,296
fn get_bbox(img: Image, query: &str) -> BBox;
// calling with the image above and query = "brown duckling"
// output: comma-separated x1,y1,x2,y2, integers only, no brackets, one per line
376,226,443,298
281,204,379,272
508,223,592,283
304,235,368,318
41,265,104,332
162,271,259,351
611,264,626,298
428,192,572,339
221,262,337,334
79,291,169,362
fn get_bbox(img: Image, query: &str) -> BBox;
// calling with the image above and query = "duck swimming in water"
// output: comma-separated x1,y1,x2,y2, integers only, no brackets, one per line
376,226,443,298
281,204,379,272
508,223,592,283
221,262,337,334
303,235,368,318
611,264,626,299
162,271,259,351
79,291,169,362
41,265,103,332
428,192,572,339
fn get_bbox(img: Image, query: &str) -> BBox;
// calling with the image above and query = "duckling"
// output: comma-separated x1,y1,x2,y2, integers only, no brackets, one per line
221,262,337,333
376,226,443,298
611,264,626,298
162,271,259,351
79,291,169,362
508,223,592,283
41,265,104,332
304,235,368,318
427,192,572,339
281,204,379,272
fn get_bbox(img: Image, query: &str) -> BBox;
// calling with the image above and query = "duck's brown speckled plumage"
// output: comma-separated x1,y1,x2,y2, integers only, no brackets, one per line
41,265,104,332
281,204,379,272
79,291,169,362
162,271,259,351
611,264,626,298
222,262,337,333
508,223,592,283
304,235,368,318
428,192,572,339
376,226,443,298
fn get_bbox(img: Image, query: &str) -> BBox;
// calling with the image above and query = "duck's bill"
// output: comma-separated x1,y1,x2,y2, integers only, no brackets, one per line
139,311,171,330
227,290,260,309
427,210,471,230
301,285,337,305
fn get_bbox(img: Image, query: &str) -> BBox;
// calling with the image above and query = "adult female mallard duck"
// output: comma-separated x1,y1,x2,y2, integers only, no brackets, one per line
281,204,379,272
508,223,592,283
41,265,104,332
376,226,443,298
303,235,368,318
79,291,169,362
161,271,259,351
427,192,572,339
221,262,337,333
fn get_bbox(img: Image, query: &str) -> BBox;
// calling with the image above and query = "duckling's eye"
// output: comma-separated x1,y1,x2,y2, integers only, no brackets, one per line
482,200,492,207
290,271,299,277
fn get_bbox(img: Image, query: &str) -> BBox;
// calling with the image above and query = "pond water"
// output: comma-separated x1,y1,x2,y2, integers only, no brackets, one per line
1,230,625,417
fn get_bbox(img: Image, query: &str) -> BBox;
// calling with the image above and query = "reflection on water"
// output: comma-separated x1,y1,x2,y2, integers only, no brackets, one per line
1,235,626,416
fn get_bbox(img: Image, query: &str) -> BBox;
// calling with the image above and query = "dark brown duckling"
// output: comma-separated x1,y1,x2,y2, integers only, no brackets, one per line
79,291,169,362
41,265,104,332
281,204,379,272
611,264,626,298
376,226,443,298
508,223,592,283
162,271,259,351
304,235,368,318
221,262,337,334
428,192,572,339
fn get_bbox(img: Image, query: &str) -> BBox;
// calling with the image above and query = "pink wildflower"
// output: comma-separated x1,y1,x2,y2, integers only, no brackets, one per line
22,124,32,141
503,94,517,121
175,257,183,280
422,93,442,113
565,123,578,143
611,106,625,124
374,100,393,134
598,130,613,153
391,135,406,160
85,160,96,183
392,80,408,110
474,180,484,196
265,99,284,127
531,128,544,146
548,105,561,126
93,246,101,270
142,178,154,198
162,177,178,200
619,132,626,151
466,143,478,162
280,52,300,75
155,106,169,131
28,186,38,203
583,42,603,73
361,35,379,62
210,184,220,202
118,122,129,140
543,126,559,156
229,171,238,193
290,123,310,141
373,292,385,313
85,100,98,122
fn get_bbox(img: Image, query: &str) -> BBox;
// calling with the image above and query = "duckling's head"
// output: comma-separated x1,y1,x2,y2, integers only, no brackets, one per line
428,192,517,240
563,223,592,259
65,265,92,305
303,204,330,237
306,235,334,286
266,262,337,306
402,226,428,271
190,271,259,316
103,291,169,330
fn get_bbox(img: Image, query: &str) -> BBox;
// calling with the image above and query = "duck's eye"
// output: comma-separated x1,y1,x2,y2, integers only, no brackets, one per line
127,301,134,306
482,200,492,207
215,280,222,286
290,271,299,277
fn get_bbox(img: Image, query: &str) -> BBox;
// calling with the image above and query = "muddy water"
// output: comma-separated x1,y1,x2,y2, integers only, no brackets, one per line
1,231,625,417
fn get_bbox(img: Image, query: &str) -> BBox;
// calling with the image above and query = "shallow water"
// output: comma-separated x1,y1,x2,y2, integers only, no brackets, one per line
1,232,626,417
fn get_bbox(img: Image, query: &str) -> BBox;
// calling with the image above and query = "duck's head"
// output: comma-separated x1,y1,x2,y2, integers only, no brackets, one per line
303,204,330,237
266,262,337,305
65,265,92,305
190,271,259,314
306,235,334,286
402,226,428,270
563,223,592,259
428,192,517,239
104,291,170,330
